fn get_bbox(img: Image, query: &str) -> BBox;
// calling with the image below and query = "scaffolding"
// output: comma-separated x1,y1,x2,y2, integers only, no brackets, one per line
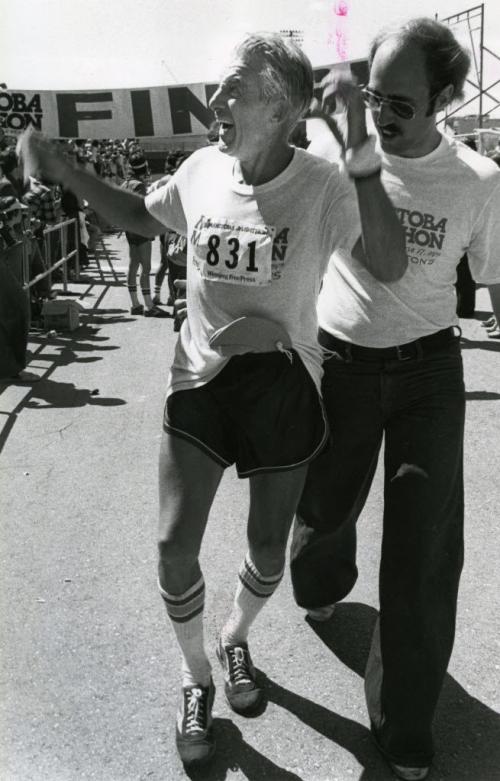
437,4,500,129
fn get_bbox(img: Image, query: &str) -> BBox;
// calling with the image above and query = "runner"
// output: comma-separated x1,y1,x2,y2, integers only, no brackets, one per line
17,32,406,767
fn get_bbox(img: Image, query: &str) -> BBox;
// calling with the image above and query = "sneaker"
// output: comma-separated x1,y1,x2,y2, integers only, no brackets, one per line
152,294,163,306
371,724,430,780
306,604,336,622
216,638,263,714
390,764,430,780
130,305,144,315
4,370,41,384
175,680,216,766
144,306,173,318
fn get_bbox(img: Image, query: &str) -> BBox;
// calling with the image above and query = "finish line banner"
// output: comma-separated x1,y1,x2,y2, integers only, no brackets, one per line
0,61,368,140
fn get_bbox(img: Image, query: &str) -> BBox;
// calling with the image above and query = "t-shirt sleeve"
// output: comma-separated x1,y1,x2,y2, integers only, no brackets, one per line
320,167,360,256
466,180,500,285
144,175,187,236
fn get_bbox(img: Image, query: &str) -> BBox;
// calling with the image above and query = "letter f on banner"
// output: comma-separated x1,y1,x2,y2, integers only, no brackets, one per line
56,93,113,137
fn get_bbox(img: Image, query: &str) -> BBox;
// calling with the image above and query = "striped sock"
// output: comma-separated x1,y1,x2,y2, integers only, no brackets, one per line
141,287,153,309
128,284,140,307
158,575,211,686
221,553,284,646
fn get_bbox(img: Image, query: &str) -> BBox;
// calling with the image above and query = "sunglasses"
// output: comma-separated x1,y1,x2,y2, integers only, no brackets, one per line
360,87,416,120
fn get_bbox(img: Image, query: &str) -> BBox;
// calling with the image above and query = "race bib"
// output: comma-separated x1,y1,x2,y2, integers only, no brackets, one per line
191,215,275,286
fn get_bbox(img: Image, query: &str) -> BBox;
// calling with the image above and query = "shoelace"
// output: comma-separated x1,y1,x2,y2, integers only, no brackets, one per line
184,687,207,734
227,646,253,685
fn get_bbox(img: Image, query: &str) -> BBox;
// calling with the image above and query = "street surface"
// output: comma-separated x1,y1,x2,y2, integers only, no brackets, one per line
1,234,499,781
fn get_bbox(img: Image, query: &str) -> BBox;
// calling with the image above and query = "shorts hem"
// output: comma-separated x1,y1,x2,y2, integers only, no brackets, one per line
237,413,329,478
164,423,232,469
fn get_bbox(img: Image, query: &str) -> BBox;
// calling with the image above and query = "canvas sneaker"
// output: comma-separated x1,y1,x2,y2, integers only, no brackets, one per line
175,679,215,766
216,638,263,714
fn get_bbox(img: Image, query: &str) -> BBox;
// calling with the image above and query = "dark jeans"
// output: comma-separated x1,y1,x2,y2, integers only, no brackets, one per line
290,331,465,767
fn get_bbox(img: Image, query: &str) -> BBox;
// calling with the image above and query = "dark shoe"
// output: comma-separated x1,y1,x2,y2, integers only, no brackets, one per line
152,294,164,306
144,306,173,318
306,604,336,622
371,725,430,780
175,680,216,766
390,763,430,780
481,317,496,328
130,305,144,315
216,638,263,715
3,370,41,384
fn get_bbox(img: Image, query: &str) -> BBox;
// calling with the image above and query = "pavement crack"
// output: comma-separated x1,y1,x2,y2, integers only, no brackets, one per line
58,420,76,438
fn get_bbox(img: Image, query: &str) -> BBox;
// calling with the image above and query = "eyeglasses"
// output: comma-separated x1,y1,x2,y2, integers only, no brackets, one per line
360,87,416,120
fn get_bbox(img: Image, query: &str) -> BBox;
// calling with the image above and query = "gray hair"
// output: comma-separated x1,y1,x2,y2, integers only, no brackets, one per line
369,18,471,105
233,33,314,123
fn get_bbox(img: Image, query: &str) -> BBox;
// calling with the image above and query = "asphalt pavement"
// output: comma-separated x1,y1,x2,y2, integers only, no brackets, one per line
1,233,499,781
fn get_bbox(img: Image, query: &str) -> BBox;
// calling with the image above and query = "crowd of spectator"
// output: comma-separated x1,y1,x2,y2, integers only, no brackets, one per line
0,134,196,379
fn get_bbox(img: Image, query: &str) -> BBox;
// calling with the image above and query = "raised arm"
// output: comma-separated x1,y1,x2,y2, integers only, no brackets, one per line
315,74,407,283
17,130,165,238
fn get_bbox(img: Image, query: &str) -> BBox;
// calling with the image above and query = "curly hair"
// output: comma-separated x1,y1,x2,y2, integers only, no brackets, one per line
369,17,471,107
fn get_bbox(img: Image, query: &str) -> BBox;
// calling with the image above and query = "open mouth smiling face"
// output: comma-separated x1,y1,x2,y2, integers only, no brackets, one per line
209,61,276,161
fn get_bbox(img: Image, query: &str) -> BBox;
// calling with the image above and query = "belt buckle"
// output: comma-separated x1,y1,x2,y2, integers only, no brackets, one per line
395,344,414,361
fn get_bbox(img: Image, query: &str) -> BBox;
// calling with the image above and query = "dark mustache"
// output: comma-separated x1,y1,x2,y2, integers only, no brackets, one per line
378,124,400,134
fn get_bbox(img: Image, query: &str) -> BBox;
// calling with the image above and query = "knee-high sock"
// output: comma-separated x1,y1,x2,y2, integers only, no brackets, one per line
158,575,211,687
127,283,140,307
221,552,284,646
141,286,153,309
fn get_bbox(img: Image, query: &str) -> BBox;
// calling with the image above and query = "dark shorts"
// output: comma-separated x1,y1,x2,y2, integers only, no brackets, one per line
164,350,329,477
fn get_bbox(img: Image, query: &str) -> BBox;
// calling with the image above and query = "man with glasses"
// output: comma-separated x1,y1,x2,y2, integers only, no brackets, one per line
291,17,500,781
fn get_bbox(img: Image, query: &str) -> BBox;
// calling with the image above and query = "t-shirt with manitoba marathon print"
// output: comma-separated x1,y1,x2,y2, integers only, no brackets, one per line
318,133,500,348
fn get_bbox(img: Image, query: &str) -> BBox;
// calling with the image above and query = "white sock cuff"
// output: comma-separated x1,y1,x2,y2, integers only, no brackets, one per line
158,575,205,623
239,553,284,598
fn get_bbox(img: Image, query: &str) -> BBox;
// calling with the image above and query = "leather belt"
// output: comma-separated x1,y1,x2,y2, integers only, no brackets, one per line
318,326,459,362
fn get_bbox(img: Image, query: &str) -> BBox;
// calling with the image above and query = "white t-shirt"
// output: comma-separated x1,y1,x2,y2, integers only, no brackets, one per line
318,134,500,347
145,146,360,394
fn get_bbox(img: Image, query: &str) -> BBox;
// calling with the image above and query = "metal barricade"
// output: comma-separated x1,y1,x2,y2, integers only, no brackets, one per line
21,218,80,293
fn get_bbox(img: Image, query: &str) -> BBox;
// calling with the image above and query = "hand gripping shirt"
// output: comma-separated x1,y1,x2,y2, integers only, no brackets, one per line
318,134,500,347
145,146,360,395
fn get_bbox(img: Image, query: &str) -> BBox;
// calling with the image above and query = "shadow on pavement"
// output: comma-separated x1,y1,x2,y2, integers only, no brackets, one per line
0,323,126,455
185,718,304,781
304,602,500,780
23,378,126,409
465,390,500,400
460,337,500,352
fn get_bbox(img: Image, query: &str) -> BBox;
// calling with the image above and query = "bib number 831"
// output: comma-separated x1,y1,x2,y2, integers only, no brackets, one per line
206,234,258,272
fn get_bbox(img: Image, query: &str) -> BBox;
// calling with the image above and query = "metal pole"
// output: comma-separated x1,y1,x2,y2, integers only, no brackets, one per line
22,232,30,290
44,232,52,290
61,222,68,294
74,219,80,280
479,4,485,129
